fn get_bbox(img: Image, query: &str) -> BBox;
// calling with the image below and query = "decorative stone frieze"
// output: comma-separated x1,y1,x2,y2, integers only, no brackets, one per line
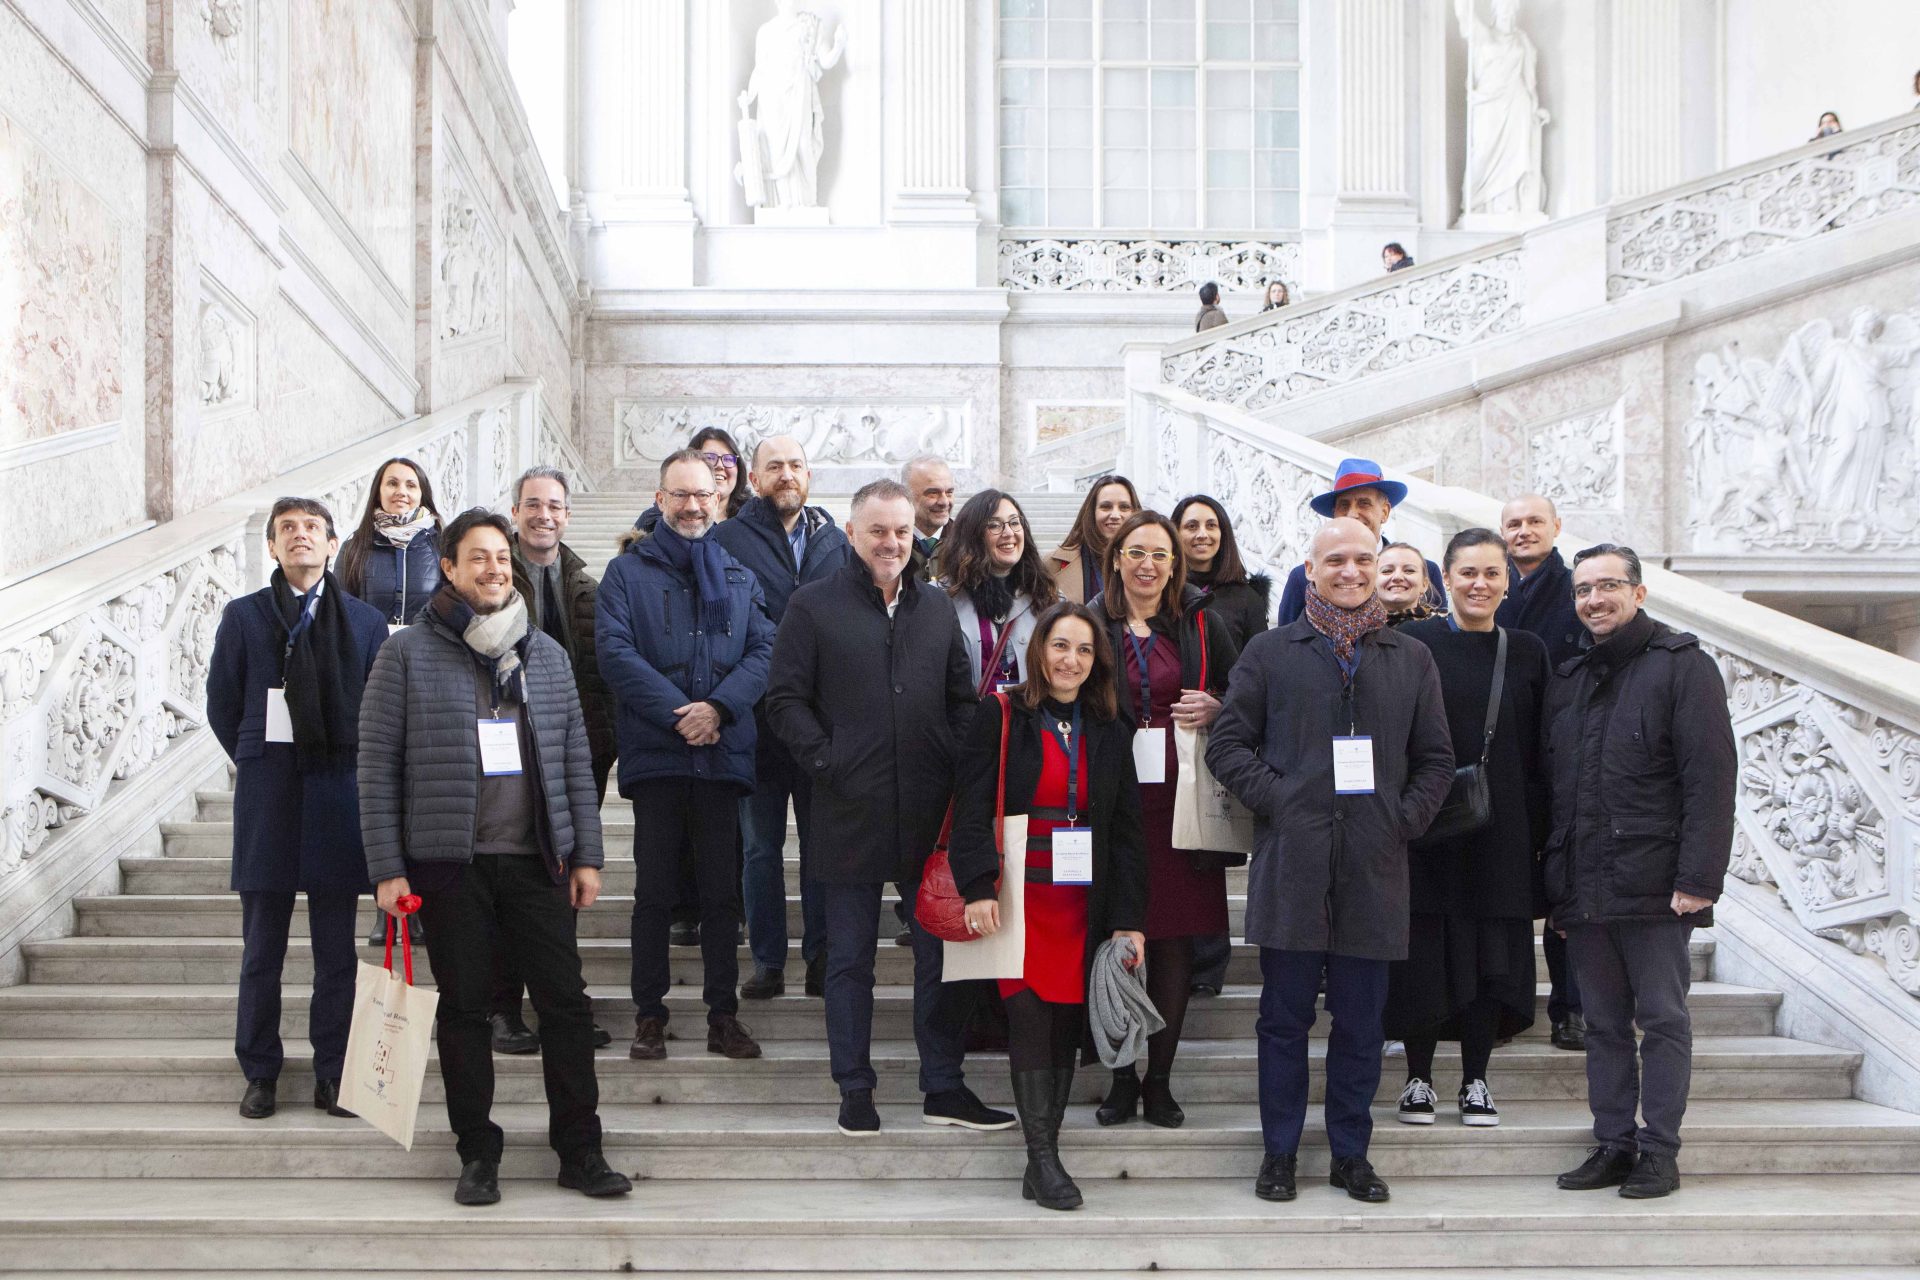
1527,398,1623,514
615,399,970,472
998,238,1299,294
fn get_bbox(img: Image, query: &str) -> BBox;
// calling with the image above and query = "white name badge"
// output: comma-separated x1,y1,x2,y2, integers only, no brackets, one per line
1333,735,1376,795
996,680,1022,694
478,718,524,776
1052,828,1094,884
1132,726,1168,784
264,687,295,744
388,623,407,636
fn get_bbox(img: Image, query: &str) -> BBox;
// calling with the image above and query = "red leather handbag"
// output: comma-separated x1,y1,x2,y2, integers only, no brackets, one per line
915,692,1013,943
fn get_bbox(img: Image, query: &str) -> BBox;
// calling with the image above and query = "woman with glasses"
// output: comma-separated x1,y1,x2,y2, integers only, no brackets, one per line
1086,511,1239,1129
632,426,749,535
941,491,1061,692
1046,475,1141,605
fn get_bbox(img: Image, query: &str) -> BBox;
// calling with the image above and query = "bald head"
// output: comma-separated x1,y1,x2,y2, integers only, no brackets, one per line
750,434,812,524
1499,493,1561,574
1306,518,1379,609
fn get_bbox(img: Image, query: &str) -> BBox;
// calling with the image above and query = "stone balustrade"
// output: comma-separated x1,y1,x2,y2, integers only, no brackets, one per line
997,236,1301,294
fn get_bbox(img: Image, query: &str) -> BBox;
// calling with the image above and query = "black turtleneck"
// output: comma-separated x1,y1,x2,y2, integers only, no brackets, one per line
1586,609,1657,676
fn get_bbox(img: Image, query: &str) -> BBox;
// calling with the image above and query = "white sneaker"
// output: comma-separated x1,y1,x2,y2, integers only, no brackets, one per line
1459,1078,1500,1127
1396,1078,1437,1124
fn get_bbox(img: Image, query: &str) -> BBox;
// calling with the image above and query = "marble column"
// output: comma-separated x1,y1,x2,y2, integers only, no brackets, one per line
1608,0,1684,200
889,0,973,222
580,0,696,286
1320,0,1420,289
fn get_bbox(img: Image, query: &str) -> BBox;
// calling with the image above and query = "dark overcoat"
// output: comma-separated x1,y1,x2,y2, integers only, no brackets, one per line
205,586,388,894
1205,619,1456,960
512,537,615,788
712,497,852,626
1542,613,1736,929
765,561,978,885
1496,546,1585,668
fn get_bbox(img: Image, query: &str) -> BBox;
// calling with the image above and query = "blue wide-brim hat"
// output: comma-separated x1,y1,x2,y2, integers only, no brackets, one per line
1309,458,1409,518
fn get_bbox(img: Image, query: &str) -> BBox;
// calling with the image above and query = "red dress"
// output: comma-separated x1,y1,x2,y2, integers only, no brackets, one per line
1126,632,1230,939
999,726,1092,1004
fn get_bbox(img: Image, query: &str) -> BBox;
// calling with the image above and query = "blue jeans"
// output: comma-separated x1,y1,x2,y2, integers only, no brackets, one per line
741,735,823,971
1256,947,1389,1160
235,889,360,1083
820,880,973,1096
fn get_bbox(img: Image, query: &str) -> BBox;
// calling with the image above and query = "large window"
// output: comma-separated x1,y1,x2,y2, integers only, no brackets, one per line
998,0,1301,232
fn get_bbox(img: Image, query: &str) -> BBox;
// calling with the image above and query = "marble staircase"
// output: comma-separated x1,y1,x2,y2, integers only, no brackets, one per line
3,782,1920,1272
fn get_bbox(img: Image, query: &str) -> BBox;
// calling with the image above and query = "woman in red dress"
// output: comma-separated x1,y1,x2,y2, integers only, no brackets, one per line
950,603,1148,1210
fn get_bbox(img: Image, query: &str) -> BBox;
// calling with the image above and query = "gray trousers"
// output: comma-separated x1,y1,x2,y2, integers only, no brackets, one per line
1564,920,1695,1156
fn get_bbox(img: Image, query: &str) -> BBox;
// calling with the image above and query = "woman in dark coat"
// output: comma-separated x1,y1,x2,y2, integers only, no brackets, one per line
336,457,443,627
1087,511,1239,1129
950,603,1148,1210
1387,527,1551,1127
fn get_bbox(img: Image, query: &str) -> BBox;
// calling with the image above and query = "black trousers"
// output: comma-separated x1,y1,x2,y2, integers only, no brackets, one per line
417,854,601,1164
628,776,742,1023
235,890,360,1083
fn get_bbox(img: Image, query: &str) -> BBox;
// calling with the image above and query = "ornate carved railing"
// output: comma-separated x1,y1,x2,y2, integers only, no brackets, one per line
0,383,544,968
1131,379,1920,1006
998,236,1300,293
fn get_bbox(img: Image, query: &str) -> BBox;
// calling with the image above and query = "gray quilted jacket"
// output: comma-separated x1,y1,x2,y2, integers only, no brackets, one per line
357,608,604,886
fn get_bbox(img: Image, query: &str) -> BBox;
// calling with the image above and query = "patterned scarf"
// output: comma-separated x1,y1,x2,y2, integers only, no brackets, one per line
1303,586,1388,672
428,584,530,708
374,505,437,547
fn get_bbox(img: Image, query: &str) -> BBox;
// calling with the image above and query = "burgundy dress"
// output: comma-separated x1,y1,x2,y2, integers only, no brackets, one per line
1124,633,1229,940
999,727,1093,1004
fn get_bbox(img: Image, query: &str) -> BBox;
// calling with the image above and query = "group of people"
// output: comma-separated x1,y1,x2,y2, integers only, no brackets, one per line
207,436,1734,1213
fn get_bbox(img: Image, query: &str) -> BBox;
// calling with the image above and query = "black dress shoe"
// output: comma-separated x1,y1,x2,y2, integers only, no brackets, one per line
838,1087,881,1136
238,1079,276,1120
454,1158,501,1206
313,1078,354,1118
1557,1144,1636,1190
740,965,785,1000
558,1150,633,1197
670,920,700,946
804,952,825,997
1255,1152,1297,1202
1329,1156,1390,1202
1551,1013,1588,1052
1619,1150,1681,1199
489,1012,540,1055
591,1023,613,1050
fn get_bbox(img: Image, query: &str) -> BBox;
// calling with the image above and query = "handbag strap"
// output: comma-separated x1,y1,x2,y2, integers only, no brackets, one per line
934,692,1015,856
1477,627,1508,767
1196,610,1208,692
976,613,1019,698
382,894,422,985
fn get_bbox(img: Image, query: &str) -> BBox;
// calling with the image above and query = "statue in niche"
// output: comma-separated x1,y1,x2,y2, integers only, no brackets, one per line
197,305,239,407
736,0,847,215
1455,0,1549,224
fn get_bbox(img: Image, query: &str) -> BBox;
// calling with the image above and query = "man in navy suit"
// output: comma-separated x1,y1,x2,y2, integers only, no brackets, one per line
206,497,389,1120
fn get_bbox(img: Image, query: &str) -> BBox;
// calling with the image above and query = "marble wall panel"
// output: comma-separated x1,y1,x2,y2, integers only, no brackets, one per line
1001,366,1126,492
174,0,282,170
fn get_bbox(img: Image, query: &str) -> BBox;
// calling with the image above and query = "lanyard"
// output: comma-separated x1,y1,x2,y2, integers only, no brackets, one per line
975,613,1014,683
1125,629,1157,726
1043,701,1084,823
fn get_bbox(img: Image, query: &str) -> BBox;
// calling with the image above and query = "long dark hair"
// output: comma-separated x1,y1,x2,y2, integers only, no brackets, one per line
336,457,440,596
942,490,1061,611
1170,494,1249,585
689,426,749,518
1059,474,1142,558
1099,510,1186,627
1016,602,1119,722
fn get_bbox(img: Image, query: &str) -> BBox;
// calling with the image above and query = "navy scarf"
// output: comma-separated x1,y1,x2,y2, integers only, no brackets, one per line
651,519,733,634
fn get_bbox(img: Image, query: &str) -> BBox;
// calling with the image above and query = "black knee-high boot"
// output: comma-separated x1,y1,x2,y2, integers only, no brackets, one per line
1013,1068,1081,1210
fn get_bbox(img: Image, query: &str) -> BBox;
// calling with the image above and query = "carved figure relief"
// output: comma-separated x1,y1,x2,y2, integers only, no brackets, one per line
1526,399,1623,513
197,304,240,407
202,0,243,41
735,0,846,212
617,400,968,471
438,180,501,341
1686,307,1920,552
1455,0,1548,224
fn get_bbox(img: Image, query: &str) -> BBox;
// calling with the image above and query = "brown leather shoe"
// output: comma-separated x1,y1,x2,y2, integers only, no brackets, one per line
628,1016,667,1060
707,1014,762,1060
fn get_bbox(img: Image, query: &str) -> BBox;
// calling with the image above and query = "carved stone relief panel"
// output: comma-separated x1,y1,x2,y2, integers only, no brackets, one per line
614,399,971,474
999,238,1301,293
1525,397,1623,514
437,142,504,344
195,277,254,415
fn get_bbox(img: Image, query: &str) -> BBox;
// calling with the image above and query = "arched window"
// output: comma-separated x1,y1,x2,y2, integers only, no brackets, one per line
998,0,1300,232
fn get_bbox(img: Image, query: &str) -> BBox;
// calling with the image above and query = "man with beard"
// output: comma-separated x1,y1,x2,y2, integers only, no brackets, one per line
360,509,627,1206
903,454,958,583
714,436,850,998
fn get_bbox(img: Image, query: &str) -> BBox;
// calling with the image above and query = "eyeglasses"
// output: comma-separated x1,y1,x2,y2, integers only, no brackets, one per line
1117,547,1173,564
699,452,739,469
983,517,1024,534
516,499,569,514
1573,578,1635,600
665,489,718,503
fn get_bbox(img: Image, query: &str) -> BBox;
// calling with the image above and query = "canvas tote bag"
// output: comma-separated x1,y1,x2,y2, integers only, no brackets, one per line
341,903,438,1149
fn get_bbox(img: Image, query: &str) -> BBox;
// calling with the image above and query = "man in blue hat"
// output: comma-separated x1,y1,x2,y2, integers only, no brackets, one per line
1275,459,1444,626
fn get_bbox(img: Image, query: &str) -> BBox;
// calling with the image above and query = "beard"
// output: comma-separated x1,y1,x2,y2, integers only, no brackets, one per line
768,484,806,514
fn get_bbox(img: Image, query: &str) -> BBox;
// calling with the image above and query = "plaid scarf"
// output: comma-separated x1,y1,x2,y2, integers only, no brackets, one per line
427,585,530,708
1303,585,1388,672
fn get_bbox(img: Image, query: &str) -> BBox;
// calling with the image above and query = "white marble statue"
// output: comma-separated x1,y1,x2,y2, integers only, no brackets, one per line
1456,0,1548,223
736,0,847,212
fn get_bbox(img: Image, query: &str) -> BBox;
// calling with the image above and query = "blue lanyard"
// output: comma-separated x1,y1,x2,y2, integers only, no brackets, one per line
1043,701,1084,823
1125,629,1157,726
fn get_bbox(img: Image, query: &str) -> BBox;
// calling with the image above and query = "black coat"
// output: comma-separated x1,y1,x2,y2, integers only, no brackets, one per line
713,497,852,626
949,698,1149,968
1496,547,1585,668
512,538,614,788
1191,572,1271,655
1206,619,1456,960
1399,619,1551,920
1542,613,1736,929
766,562,979,884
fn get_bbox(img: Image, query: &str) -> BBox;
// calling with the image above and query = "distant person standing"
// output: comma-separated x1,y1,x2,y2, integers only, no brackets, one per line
1382,242,1415,273
1195,281,1229,332
1261,280,1291,312
1811,110,1843,141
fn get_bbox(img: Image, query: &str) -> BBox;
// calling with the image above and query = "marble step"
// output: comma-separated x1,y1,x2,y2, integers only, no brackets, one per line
16,1272,1920,1280
7,1174,1920,1271
0,1035,1856,1108
0,981,1783,1042
0,1097,1912,1182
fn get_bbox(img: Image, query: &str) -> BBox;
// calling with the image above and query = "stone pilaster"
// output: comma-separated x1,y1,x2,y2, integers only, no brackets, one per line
890,0,973,222
1608,0,1684,199
579,0,696,285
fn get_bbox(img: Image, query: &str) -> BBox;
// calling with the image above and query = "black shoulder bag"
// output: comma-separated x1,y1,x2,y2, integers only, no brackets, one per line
1412,626,1506,848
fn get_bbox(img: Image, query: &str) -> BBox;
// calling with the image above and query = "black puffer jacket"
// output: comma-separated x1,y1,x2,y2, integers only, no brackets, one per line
1541,612,1735,928
357,607,604,887
1190,571,1271,654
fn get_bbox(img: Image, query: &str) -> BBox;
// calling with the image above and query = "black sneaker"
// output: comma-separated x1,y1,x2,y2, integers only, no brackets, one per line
837,1088,881,1137
1459,1079,1499,1127
922,1085,1016,1131
1396,1078,1437,1124
1557,1144,1636,1190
